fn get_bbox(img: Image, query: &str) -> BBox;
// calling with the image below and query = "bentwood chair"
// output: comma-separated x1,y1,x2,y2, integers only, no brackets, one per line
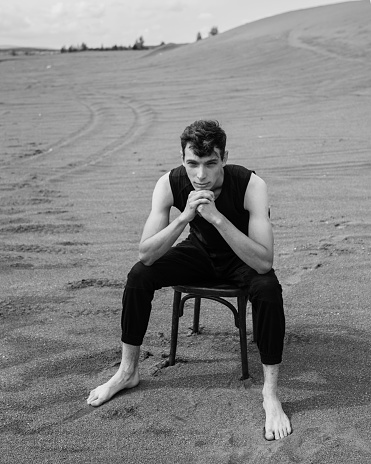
169,282,256,379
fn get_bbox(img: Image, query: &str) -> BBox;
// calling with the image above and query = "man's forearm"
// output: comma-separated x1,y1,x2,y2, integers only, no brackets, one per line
139,215,188,266
213,215,273,274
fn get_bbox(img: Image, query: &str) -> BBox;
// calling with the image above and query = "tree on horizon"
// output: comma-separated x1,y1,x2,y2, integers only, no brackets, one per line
209,26,219,37
133,36,145,50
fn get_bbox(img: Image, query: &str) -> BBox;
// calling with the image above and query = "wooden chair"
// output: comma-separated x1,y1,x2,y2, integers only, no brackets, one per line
169,283,256,379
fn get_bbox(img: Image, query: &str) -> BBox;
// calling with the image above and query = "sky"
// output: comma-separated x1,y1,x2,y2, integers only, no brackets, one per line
0,0,363,49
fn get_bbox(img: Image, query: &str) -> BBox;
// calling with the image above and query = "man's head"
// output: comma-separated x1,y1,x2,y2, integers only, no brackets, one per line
180,120,227,160
180,120,228,191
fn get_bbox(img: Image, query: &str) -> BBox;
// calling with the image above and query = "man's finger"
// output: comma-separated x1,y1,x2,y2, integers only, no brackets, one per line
189,192,214,202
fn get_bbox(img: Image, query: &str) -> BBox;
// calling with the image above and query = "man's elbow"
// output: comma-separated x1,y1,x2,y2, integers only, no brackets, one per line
138,252,154,266
256,258,273,275
138,246,150,266
138,246,159,266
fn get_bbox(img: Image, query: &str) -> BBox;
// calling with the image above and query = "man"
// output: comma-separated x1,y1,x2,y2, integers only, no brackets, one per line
87,120,292,440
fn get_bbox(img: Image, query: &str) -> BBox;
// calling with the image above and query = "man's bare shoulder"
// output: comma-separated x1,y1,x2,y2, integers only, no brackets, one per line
155,171,170,185
244,172,269,212
152,171,174,209
248,172,267,190
154,171,172,194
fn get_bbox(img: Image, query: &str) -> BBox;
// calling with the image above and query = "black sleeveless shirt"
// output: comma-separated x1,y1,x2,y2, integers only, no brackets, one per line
169,164,253,254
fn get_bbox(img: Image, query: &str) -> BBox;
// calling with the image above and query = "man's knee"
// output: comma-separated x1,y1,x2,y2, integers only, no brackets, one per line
127,261,156,289
249,272,282,302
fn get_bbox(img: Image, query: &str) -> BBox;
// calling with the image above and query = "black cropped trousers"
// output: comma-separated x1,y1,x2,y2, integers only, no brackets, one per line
121,237,285,365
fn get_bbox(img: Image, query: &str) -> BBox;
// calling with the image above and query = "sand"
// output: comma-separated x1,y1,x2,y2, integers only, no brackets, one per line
1,1,371,462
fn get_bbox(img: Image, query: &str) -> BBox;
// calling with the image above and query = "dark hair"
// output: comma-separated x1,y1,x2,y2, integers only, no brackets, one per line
180,120,227,160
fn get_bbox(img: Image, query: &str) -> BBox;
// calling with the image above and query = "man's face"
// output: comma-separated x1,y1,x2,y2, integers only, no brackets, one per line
182,143,227,191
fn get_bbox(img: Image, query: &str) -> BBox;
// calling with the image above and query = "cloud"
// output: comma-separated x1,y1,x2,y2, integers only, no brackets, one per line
49,1,106,22
39,1,107,39
125,0,190,16
75,1,106,19
198,12,213,20
0,5,32,33
49,3,65,19
0,0,109,46
166,0,186,12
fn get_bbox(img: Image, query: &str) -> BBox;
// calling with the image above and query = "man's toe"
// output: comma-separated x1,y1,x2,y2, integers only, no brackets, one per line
87,390,97,404
263,427,275,441
89,398,102,407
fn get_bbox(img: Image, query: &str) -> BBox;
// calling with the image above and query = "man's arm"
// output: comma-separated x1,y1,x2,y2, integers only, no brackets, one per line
197,173,273,274
139,173,214,266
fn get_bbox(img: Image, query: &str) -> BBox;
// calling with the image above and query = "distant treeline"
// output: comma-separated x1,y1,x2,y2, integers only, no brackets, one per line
61,27,219,54
61,36,161,53
1,48,56,56
0,28,219,56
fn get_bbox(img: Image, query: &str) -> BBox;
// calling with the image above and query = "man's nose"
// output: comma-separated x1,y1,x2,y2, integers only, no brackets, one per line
197,166,206,180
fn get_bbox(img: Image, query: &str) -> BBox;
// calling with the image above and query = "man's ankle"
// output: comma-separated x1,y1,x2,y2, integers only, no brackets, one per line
262,384,279,399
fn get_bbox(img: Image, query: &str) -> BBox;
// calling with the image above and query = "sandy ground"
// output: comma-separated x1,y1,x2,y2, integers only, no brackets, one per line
1,2,371,463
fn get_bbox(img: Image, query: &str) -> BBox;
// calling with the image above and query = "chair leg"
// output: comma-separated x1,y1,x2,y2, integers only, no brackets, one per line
237,296,249,379
252,305,257,343
169,290,181,366
193,296,201,333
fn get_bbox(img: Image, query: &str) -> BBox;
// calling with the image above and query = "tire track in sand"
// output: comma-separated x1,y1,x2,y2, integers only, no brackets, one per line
1,92,155,186
43,94,156,183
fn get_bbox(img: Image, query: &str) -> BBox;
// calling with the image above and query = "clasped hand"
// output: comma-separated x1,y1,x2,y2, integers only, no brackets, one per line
183,190,220,224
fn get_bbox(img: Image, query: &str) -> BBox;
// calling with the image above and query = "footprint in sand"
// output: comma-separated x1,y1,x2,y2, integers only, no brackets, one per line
290,426,333,461
284,264,322,287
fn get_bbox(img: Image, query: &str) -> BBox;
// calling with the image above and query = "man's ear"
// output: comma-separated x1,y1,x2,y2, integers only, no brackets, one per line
180,149,185,166
222,150,229,166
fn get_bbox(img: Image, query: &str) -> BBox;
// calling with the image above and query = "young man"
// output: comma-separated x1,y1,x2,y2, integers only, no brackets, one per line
87,120,292,440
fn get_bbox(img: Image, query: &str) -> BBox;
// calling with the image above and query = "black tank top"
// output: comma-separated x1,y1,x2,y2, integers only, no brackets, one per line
169,164,253,254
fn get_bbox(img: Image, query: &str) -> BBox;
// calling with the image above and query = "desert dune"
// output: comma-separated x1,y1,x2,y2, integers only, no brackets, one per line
1,1,371,462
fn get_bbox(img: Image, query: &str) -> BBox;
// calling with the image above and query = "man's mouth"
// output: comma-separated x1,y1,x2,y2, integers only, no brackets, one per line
194,182,210,189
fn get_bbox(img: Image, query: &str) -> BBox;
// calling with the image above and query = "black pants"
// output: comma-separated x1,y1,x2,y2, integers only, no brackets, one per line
121,237,285,365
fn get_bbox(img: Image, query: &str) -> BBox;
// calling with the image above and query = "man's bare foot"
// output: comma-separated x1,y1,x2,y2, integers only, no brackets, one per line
87,369,140,407
263,394,292,440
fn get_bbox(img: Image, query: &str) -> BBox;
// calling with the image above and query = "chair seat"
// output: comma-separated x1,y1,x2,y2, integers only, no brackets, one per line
172,283,249,297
